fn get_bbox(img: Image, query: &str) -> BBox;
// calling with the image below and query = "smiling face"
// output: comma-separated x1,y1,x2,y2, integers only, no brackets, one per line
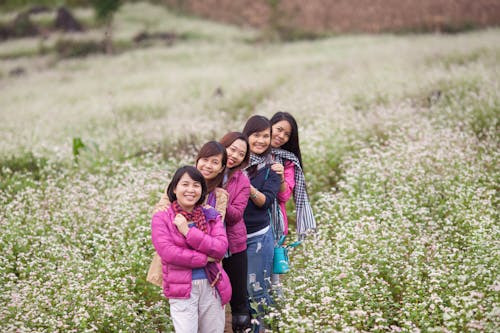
173,173,202,211
226,138,247,168
248,128,271,155
196,153,224,180
271,120,292,148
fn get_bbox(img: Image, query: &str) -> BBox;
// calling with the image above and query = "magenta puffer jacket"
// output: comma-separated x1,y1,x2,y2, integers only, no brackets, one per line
224,170,250,254
151,205,232,305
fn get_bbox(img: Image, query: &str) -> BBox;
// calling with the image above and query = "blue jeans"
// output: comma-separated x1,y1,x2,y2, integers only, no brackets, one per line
246,226,274,320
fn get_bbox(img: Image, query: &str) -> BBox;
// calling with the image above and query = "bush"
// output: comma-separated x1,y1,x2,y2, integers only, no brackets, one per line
54,38,104,58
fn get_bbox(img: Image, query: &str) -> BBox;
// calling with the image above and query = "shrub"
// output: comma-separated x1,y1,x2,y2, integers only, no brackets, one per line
54,38,104,58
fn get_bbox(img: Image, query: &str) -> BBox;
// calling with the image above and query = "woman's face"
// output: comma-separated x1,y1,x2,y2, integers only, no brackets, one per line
248,128,271,155
196,153,224,180
226,139,247,168
174,173,202,211
271,120,292,148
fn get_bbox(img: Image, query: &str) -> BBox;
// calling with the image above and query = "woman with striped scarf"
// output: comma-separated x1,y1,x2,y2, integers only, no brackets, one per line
269,111,317,296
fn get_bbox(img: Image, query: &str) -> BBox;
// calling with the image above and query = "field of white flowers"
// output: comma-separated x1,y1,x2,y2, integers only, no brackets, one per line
1,2,499,332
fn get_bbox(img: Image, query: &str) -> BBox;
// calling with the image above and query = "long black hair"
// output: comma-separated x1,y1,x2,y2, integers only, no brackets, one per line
270,111,303,169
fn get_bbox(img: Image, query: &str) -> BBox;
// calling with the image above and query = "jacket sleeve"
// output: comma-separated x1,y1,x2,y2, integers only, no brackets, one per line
151,212,208,268
214,188,229,221
278,161,295,203
259,167,281,209
153,187,171,214
185,213,228,260
225,172,250,226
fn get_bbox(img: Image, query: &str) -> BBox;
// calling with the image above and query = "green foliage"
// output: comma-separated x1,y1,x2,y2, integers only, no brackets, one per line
426,47,498,69
0,152,50,196
0,46,39,59
0,0,88,10
90,0,122,22
423,77,500,139
72,137,85,161
261,0,326,42
216,84,280,123
155,133,203,161
116,105,166,122
10,13,37,36
54,37,104,58
303,140,351,197
0,151,47,179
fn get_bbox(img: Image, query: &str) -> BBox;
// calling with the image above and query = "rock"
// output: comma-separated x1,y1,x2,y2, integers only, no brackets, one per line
54,7,83,32
9,67,26,77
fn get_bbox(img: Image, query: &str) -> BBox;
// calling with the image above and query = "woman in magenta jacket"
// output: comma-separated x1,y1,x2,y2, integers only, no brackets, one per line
219,131,252,332
151,166,231,333
269,111,317,297
270,111,316,239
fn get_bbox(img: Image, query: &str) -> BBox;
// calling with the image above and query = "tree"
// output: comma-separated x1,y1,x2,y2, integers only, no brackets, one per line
90,0,122,54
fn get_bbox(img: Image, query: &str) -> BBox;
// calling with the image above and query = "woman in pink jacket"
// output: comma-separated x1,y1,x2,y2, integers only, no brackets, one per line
219,132,252,332
151,166,231,333
270,112,316,239
269,112,317,295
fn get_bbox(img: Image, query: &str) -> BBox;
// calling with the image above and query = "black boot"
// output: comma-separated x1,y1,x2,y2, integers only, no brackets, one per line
232,312,251,332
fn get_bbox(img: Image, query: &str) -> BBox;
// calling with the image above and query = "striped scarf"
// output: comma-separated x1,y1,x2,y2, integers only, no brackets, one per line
246,153,273,174
171,201,208,234
272,148,317,240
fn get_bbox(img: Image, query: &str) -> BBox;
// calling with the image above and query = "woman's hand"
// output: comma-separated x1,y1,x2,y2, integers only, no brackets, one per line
207,256,217,263
272,162,287,192
173,214,189,236
271,162,285,181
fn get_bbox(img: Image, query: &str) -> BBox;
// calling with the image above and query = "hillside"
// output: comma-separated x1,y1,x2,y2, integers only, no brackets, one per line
163,0,500,34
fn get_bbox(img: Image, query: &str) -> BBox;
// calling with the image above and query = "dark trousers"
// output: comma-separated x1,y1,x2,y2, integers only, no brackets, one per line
223,250,249,315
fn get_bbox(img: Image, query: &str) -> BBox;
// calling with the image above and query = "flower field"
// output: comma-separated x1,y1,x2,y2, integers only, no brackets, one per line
1,2,499,332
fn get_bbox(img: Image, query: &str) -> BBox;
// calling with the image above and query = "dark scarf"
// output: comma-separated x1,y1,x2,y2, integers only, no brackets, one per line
272,148,317,240
171,201,208,234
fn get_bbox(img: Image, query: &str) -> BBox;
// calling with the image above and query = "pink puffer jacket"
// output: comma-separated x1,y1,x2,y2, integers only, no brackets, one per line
151,205,231,305
224,170,250,254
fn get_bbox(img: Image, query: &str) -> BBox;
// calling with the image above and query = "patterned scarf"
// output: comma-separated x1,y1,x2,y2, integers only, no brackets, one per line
171,201,208,234
245,153,273,174
272,148,317,240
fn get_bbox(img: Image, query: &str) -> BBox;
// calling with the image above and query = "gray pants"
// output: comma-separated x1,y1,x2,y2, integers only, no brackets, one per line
169,279,225,333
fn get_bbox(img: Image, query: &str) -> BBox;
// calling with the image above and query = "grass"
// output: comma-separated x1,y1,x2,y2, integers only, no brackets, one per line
0,2,499,332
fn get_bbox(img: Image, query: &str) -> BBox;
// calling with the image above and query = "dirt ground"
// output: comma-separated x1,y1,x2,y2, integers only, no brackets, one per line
163,0,500,33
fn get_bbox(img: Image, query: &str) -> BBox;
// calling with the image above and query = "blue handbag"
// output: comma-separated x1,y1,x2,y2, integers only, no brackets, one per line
273,246,290,274
272,235,301,274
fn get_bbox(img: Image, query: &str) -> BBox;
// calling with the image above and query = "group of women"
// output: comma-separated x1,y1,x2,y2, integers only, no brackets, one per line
151,112,316,333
